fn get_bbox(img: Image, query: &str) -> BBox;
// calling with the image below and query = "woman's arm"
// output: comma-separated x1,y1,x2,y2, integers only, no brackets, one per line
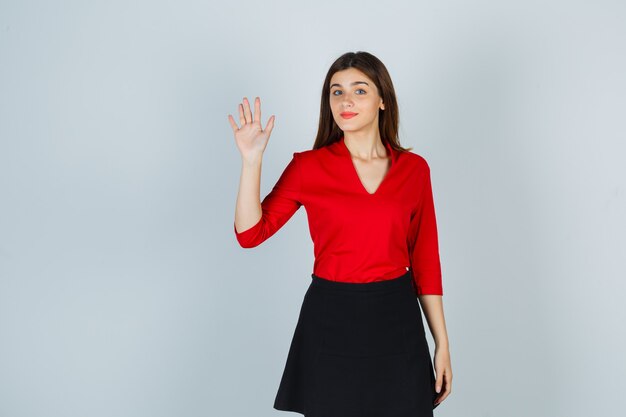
419,295,452,406
234,155,263,235
233,152,302,248
229,96,301,248
419,295,448,349
230,96,270,236
408,157,452,405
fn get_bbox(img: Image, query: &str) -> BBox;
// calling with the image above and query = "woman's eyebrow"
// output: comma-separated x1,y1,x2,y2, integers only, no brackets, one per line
330,81,369,88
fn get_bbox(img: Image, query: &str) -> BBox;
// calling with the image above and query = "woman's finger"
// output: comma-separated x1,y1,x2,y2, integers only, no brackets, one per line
264,115,275,136
227,114,239,133
435,366,444,394
435,369,452,404
444,370,452,397
238,102,246,126
243,97,252,124
254,96,261,124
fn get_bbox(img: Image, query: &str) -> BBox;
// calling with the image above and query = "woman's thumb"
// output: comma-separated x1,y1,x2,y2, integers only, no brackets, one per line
264,115,275,135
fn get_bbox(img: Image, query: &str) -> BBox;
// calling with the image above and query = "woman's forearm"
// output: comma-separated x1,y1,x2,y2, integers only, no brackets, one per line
234,156,263,233
417,295,449,349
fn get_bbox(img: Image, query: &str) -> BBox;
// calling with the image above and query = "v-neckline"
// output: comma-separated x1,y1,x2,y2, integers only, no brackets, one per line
339,136,397,196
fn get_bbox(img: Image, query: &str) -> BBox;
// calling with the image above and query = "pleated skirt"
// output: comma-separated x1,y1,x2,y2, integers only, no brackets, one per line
273,270,439,417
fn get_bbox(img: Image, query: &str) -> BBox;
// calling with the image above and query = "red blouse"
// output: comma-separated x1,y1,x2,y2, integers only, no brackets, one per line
234,136,443,296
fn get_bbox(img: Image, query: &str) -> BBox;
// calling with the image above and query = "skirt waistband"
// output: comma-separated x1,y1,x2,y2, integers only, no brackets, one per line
310,270,413,292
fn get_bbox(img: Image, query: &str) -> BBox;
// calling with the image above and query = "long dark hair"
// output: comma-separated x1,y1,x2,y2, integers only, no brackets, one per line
312,51,412,153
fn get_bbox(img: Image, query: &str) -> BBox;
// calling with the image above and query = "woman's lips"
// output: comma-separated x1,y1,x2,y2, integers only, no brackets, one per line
340,113,358,119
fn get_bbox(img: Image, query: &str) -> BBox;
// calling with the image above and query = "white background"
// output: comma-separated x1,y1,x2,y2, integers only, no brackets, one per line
1,1,624,416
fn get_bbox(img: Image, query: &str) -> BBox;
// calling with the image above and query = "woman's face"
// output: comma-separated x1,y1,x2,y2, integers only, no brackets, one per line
329,68,384,134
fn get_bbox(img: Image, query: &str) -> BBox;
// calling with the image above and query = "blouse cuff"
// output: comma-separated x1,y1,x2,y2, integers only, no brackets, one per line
234,219,263,248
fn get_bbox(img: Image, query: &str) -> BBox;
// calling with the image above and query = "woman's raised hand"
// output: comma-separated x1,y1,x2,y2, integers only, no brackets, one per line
228,96,275,164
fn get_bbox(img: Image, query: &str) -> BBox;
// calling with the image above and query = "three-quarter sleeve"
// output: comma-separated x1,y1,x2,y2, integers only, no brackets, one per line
407,161,443,295
234,152,302,248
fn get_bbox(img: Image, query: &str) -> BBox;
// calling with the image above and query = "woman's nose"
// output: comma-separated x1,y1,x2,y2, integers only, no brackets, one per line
342,96,354,107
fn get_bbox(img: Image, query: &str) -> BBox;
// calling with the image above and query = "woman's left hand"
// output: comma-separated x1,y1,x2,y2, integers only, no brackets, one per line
433,345,452,406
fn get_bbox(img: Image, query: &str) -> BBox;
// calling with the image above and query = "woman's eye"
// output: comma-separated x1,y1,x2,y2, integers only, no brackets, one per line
331,89,366,96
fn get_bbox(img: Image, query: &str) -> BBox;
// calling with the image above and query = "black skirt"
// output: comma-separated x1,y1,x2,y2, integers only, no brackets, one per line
273,270,439,417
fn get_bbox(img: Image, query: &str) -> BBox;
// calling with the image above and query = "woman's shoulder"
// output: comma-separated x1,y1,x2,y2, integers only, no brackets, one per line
294,140,341,162
397,147,432,172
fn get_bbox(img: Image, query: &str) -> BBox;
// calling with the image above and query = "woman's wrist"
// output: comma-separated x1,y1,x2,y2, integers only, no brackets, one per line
435,339,449,350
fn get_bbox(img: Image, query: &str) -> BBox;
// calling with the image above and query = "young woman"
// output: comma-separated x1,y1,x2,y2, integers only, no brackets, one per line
230,51,452,417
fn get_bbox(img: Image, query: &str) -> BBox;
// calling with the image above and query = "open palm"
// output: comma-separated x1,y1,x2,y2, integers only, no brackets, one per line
228,96,275,161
